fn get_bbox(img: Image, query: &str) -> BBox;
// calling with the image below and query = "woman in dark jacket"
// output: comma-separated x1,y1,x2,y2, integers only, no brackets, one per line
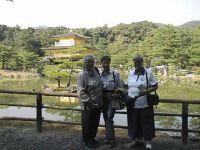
77,55,103,148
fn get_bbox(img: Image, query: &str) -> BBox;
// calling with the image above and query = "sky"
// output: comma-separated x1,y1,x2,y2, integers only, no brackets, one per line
0,0,200,29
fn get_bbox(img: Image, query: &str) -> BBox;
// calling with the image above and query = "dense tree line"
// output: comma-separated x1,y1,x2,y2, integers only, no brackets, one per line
0,21,200,73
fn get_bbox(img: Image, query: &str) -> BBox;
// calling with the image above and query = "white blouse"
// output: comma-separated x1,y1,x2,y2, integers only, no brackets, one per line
127,68,158,108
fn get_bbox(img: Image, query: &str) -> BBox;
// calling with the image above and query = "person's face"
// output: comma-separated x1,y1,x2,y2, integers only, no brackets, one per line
85,59,94,71
101,60,110,72
134,59,143,69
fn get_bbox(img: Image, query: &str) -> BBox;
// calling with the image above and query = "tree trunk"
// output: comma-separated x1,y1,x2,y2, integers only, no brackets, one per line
2,55,5,69
57,78,61,87
67,68,73,87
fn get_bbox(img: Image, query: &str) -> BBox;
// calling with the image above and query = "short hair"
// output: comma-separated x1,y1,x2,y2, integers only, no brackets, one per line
83,55,95,65
133,54,143,62
100,56,111,63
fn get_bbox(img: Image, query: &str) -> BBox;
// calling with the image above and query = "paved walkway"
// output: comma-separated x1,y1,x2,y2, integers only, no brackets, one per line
0,121,199,150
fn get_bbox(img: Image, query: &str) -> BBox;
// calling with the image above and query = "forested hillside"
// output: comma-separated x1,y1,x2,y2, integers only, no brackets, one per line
0,21,200,73
178,20,200,29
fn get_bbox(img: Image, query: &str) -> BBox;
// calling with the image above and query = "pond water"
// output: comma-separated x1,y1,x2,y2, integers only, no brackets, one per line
0,77,200,137
0,107,65,121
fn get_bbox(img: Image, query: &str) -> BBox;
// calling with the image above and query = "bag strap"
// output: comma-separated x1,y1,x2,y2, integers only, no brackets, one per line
113,71,116,90
94,66,100,77
145,70,149,90
145,69,157,94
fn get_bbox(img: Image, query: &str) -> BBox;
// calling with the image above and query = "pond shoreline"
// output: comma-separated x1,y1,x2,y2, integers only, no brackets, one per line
0,70,40,79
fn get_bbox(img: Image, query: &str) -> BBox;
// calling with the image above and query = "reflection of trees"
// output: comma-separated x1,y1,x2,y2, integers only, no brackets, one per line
46,108,81,122
155,116,181,129
0,94,36,105
0,105,9,109
188,105,200,136
156,103,181,113
157,79,200,100
43,97,80,107
44,96,81,122
190,118,200,136
155,103,181,132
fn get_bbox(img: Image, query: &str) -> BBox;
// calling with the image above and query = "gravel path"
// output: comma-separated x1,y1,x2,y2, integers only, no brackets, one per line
0,122,200,150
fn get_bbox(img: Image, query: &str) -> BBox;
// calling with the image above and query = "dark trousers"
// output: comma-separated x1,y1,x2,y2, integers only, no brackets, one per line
102,92,116,142
81,108,101,144
127,106,155,141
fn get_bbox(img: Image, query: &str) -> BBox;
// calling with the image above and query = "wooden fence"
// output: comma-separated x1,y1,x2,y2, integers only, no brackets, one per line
0,89,200,144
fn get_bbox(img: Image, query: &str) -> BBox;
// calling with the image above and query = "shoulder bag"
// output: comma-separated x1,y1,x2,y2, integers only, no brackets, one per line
146,70,159,106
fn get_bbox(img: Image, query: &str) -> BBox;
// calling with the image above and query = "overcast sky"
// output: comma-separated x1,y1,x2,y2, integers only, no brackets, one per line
0,0,200,28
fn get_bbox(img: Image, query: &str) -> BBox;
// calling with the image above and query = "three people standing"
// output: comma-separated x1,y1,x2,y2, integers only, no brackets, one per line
77,54,158,150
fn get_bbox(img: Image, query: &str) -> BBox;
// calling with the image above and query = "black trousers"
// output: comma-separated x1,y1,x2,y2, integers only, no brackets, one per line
81,108,101,144
102,92,116,142
127,106,155,141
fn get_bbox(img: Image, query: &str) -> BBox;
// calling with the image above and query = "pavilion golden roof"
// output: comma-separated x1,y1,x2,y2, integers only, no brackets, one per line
51,32,92,39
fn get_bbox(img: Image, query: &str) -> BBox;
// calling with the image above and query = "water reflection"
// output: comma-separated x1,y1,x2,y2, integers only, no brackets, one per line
0,78,200,137
0,105,200,137
101,113,127,126
46,107,80,122
190,117,200,135
0,106,65,121
155,116,181,129
60,97,76,102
